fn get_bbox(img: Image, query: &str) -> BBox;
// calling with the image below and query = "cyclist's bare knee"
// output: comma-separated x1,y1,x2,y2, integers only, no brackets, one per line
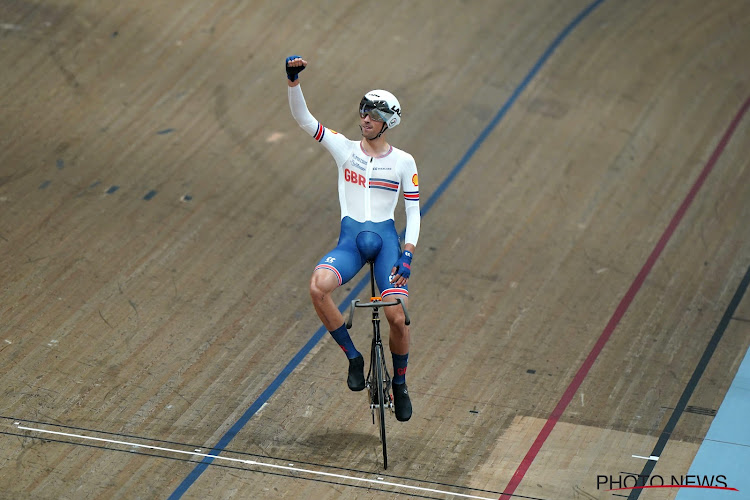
310,270,338,304
387,305,410,354
385,297,408,328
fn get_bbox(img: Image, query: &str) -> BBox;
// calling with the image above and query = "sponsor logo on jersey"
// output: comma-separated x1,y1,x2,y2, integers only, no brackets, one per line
412,174,419,186
350,157,366,171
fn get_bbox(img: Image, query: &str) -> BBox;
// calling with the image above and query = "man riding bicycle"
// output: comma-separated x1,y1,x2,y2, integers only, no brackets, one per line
286,56,420,421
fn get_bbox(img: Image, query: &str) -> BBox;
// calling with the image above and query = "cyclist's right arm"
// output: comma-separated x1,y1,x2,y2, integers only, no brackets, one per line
288,85,350,163
287,60,350,164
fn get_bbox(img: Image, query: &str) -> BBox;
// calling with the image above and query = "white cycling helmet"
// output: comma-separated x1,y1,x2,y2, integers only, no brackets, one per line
359,89,402,131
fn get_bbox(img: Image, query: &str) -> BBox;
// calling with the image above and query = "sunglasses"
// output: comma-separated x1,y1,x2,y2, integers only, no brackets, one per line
359,97,392,122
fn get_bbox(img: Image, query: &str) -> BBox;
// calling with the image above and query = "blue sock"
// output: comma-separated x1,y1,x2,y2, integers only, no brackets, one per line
392,352,409,385
329,323,360,359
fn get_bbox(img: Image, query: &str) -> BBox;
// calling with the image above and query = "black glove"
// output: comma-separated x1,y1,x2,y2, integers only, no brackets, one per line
285,55,305,82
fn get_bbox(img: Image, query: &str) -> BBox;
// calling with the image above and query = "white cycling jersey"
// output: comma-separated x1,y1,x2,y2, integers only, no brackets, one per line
288,85,420,246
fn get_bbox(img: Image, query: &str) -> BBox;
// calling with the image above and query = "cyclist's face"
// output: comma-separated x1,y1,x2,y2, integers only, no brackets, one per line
360,112,383,140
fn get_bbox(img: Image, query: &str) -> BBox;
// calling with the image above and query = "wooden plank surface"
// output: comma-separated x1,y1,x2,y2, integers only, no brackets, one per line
1,0,749,498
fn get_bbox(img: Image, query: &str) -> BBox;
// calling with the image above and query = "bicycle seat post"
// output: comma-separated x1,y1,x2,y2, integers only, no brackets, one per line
369,261,377,303
364,259,382,348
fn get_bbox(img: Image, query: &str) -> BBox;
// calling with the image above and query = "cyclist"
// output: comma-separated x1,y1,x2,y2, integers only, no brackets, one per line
286,56,420,421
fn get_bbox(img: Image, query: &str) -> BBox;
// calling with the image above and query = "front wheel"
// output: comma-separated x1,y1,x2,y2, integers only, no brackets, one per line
374,345,388,469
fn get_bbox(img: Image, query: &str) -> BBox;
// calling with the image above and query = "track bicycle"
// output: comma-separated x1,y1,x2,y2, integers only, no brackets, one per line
346,231,410,470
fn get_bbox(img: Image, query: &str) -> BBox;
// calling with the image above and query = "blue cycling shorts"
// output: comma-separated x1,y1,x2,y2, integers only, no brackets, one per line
315,216,407,298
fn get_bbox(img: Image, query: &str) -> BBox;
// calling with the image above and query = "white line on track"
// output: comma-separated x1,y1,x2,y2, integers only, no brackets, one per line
14,422,495,500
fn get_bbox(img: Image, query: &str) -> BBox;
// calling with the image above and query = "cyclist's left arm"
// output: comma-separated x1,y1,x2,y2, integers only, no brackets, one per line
402,154,420,249
390,155,420,286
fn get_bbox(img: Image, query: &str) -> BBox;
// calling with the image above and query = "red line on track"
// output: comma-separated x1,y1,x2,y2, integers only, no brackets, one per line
500,94,750,500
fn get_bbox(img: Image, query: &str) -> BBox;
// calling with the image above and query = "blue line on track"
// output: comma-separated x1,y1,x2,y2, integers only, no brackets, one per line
170,1,606,496
421,0,607,218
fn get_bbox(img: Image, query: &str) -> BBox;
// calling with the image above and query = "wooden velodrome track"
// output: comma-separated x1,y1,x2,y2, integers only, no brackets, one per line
1,0,749,499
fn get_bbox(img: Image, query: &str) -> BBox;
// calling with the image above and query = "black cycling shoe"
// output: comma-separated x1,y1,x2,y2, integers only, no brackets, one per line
347,355,365,391
392,382,412,421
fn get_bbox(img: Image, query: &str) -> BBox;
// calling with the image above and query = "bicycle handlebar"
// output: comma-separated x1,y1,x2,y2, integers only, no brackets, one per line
346,297,411,328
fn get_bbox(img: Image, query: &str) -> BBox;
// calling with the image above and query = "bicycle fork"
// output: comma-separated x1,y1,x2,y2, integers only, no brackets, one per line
366,263,393,419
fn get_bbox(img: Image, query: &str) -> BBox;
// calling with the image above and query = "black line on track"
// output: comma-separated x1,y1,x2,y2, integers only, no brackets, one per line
627,264,750,500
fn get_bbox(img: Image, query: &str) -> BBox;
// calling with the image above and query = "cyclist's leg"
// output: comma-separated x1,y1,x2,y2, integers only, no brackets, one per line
311,241,364,352
373,222,412,420
309,267,345,331
311,231,367,391
373,225,410,377
373,225,409,357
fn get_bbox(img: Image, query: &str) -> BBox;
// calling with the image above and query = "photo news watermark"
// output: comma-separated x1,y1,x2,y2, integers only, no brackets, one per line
597,474,739,493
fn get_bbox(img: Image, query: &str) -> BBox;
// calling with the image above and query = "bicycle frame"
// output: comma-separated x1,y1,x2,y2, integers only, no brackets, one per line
346,261,410,470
